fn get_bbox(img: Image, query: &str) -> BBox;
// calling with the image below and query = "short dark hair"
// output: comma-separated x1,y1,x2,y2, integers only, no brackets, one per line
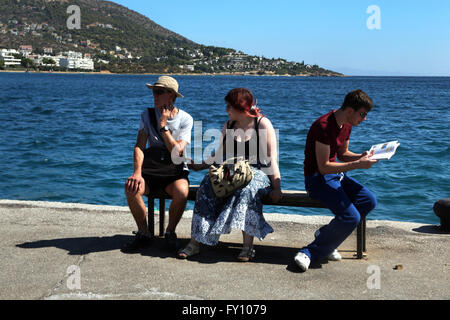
341,89,373,111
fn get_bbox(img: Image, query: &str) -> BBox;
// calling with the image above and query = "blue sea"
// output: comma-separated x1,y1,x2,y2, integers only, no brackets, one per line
1,73,449,224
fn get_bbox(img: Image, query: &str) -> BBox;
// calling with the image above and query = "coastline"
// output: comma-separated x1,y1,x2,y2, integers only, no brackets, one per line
0,69,113,75
0,69,345,77
3,70,447,77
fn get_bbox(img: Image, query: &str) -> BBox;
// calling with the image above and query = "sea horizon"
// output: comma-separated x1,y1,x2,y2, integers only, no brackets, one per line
1,70,449,78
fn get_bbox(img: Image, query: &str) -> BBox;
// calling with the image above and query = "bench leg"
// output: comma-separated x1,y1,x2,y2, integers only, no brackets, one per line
159,198,165,237
356,217,367,259
148,197,155,238
362,217,367,252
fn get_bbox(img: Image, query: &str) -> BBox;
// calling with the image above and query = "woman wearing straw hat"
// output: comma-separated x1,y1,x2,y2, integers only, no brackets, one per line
178,88,282,262
123,76,193,253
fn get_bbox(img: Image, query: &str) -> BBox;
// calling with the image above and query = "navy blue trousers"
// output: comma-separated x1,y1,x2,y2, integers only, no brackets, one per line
301,173,377,263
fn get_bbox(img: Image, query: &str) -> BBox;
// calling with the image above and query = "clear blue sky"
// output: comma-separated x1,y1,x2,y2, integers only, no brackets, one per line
113,0,450,76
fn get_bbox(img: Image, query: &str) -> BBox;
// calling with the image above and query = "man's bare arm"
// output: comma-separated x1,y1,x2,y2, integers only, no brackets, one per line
316,141,377,175
125,129,148,194
337,140,363,162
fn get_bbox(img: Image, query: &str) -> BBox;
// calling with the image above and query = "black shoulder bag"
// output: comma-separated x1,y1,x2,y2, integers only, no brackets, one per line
141,108,184,177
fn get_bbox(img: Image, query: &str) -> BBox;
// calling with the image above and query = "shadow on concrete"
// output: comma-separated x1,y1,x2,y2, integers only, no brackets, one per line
172,239,300,265
412,225,450,235
16,234,310,271
16,234,131,255
16,235,362,273
171,238,321,273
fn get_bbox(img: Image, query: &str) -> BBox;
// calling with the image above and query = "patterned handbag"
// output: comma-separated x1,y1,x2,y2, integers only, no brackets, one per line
208,157,254,198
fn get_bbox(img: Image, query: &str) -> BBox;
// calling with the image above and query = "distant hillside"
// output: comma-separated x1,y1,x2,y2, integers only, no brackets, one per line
0,0,343,76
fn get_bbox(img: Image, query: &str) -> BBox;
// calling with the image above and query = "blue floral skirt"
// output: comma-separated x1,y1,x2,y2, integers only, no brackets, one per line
191,168,274,246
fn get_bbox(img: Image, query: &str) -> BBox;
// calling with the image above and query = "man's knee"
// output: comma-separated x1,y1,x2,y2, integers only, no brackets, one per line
340,208,361,229
124,182,145,200
168,180,189,202
368,192,377,212
361,190,377,215
351,212,361,228
172,187,189,202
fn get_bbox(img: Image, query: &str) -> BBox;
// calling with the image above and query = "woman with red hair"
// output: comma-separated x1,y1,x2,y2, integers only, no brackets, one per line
178,88,282,261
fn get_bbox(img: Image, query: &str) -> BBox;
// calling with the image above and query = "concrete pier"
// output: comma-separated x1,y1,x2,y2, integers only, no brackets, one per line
0,200,448,300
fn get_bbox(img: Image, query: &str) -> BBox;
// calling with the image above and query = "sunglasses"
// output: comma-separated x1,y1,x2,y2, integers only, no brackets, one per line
153,88,169,96
359,111,368,118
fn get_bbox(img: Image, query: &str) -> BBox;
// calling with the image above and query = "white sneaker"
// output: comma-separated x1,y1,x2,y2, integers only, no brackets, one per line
294,252,311,272
327,250,342,261
314,229,342,261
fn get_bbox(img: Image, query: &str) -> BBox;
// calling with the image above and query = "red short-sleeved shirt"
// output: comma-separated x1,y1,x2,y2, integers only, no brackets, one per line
303,110,352,176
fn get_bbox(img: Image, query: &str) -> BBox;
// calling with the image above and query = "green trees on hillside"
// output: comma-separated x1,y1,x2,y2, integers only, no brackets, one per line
0,0,341,76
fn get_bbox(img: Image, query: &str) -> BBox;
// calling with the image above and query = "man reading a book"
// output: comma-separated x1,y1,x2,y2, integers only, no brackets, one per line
295,89,378,272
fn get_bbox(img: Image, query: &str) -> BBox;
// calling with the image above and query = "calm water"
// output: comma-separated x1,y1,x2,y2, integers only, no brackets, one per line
1,73,449,224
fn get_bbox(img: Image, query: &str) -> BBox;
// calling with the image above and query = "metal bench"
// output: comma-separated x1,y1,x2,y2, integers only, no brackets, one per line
147,185,367,259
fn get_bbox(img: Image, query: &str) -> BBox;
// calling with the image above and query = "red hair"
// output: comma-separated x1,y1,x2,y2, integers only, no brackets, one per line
225,88,262,118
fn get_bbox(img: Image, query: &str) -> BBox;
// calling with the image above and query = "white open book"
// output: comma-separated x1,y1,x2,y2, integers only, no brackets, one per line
369,140,400,160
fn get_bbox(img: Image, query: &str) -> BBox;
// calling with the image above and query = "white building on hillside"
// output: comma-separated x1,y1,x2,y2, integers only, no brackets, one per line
0,49,22,67
61,51,83,59
59,57,94,70
19,45,33,56
33,55,61,67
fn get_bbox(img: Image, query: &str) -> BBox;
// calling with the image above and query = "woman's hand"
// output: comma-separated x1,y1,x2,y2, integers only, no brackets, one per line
186,158,209,171
269,189,283,203
188,163,209,171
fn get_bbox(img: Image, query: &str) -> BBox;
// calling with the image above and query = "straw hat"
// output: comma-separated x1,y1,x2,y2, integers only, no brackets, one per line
146,76,183,98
